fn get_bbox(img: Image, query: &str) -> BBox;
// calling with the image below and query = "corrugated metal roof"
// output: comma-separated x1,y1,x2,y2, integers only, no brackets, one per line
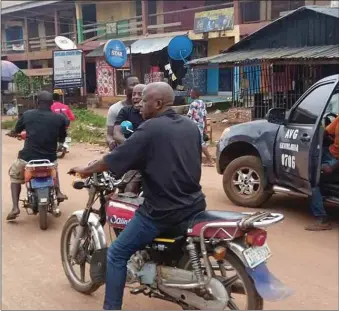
86,36,175,58
21,68,53,77
224,6,339,53
188,45,339,66
308,6,339,19
129,36,174,54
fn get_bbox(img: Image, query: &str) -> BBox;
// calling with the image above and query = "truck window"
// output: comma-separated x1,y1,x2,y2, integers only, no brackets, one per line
289,83,335,125
325,91,339,115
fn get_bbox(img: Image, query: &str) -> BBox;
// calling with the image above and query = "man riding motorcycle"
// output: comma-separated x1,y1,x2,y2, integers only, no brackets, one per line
113,84,146,194
306,115,339,231
6,91,68,221
69,82,206,310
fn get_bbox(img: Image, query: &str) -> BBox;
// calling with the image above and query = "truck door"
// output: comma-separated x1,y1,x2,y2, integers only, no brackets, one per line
274,81,339,195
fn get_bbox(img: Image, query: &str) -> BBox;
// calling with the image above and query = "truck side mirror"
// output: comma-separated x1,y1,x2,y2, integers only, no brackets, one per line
265,108,286,125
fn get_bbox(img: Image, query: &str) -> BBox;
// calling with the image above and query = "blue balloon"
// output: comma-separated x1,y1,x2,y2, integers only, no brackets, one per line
104,40,127,68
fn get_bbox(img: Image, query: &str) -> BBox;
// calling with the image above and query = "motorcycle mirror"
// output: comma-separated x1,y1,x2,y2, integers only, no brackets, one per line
72,180,85,190
120,120,134,135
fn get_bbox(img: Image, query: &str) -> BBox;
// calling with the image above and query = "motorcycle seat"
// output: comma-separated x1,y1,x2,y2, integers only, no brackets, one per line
158,211,245,239
187,210,245,229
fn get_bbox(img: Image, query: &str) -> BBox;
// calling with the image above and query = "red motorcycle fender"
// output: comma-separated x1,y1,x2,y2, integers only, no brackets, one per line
72,210,107,249
246,264,294,301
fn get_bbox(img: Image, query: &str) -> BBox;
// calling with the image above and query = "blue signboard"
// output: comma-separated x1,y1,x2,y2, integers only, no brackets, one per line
104,40,127,68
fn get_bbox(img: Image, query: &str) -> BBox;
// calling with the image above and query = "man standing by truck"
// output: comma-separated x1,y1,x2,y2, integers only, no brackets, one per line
306,115,339,231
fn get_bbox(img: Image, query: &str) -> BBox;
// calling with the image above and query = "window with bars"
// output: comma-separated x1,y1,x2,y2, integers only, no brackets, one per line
239,0,261,23
271,0,305,20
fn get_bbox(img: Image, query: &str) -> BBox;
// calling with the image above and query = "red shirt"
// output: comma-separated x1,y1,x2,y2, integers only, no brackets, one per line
51,101,75,121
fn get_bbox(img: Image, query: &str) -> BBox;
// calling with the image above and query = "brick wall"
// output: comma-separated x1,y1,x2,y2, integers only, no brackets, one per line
226,108,252,124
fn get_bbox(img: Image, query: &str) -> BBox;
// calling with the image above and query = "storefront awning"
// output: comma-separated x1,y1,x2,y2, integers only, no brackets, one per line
86,36,175,58
86,39,136,58
187,45,339,67
129,36,174,54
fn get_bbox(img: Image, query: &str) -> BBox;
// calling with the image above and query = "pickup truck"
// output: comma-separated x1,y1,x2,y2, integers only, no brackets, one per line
216,74,339,208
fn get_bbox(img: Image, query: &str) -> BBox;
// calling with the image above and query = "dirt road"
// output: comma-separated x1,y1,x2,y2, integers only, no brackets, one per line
2,132,338,310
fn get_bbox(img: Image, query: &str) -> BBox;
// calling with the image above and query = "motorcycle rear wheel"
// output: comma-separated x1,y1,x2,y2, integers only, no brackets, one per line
60,215,102,294
178,250,263,310
38,204,48,230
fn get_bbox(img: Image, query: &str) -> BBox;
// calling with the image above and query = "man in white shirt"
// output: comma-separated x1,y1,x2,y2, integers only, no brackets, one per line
106,75,139,150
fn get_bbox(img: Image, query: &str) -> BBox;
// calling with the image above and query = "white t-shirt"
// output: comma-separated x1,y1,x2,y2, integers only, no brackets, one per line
106,101,124,126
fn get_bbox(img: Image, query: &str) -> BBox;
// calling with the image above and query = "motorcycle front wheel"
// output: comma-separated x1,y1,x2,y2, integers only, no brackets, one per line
178,250,263,310
60,215,102,294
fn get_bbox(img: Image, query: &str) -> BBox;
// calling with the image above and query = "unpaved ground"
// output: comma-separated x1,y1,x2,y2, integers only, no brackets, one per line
2,131,339,310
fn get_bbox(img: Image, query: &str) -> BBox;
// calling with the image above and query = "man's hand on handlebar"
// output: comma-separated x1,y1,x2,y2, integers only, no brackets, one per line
68,166,91,179
6,131,17,138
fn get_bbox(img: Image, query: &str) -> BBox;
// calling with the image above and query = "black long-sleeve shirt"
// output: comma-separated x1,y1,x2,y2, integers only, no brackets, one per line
14,108,68,162
104,109,206,224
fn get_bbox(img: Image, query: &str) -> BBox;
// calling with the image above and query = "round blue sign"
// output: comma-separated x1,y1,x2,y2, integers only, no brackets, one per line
103,39,127,68
168,35,193,61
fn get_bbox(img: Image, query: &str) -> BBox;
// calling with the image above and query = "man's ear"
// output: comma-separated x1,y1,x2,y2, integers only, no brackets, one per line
155,100,163,110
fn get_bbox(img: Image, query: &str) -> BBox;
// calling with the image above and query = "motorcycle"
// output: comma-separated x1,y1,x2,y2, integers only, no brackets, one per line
60,123,292,310
57,136,71,159
9,131,63,230
20,130,71,159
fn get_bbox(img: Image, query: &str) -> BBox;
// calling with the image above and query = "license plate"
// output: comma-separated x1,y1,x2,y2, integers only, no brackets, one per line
30,177,54,189
243,244,271,269
65,137,72,143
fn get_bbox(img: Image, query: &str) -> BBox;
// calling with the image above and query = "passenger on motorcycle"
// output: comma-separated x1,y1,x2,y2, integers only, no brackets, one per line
306,116,339,231
51,91,74,150
113,84,146,194
6,91,68,221
69,82,206,310
51,90,75,122
106,76,139,151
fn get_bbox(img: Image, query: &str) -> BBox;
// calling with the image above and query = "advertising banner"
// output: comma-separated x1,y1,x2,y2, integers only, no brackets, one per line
53,49,83,89
194,8,234,34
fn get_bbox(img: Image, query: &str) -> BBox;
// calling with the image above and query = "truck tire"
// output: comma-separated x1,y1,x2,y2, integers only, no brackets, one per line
223,156,272,208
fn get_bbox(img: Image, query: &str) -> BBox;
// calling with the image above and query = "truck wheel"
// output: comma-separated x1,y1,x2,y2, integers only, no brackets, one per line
223,156,272,208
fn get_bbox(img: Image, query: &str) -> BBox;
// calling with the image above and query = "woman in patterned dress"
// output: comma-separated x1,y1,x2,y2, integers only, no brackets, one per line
187,88,214,167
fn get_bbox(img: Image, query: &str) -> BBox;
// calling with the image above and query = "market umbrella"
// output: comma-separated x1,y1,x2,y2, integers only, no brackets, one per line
1,60,20,81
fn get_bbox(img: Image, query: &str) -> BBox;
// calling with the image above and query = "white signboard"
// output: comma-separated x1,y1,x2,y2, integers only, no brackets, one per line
331,0,339,7
53,49,83,89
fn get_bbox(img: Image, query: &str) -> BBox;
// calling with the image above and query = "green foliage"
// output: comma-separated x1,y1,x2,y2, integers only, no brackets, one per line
1,119,17,130
72,109,106,127
1,109,107,145
68,109,106,145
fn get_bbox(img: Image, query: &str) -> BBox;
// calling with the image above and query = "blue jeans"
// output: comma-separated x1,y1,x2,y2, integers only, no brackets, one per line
103,211,171,310
310,148,338,217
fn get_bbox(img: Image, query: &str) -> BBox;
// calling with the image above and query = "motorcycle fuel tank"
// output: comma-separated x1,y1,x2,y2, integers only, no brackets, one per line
105,194,139,229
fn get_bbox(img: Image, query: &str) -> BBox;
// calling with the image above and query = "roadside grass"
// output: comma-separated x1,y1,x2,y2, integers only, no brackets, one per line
1,109,107,145
1,119,17,130
69,109,106,145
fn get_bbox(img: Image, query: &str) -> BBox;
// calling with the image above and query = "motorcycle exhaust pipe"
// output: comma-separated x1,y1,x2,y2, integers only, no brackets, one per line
53,208,61,217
